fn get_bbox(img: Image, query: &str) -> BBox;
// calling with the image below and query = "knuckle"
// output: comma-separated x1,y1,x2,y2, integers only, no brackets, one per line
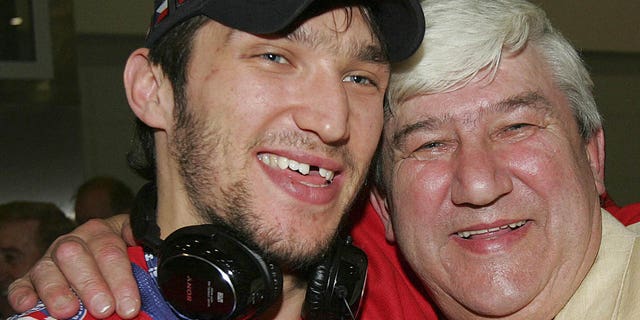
94,241,128,263
82,218,110,232
92,230,128,246
88,231,129,260
7,277,29,293
51,236,88,261
27,264,70,296
76,275,105,291
29,256,58,279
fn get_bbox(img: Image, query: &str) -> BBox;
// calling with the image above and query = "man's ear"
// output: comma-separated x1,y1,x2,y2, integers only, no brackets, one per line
586,128,606,196
123,48,173,130
370,188,396,242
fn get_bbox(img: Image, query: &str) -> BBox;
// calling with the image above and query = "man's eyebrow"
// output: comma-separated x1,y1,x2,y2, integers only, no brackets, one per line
391,116,446,149
390,91,552,148
492,91,553,114
287,26,388,64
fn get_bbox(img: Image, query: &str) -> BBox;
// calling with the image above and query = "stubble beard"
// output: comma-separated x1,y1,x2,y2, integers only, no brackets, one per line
170,104,356,272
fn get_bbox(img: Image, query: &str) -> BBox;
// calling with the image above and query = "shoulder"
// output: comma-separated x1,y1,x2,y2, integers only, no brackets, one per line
628,222,640,233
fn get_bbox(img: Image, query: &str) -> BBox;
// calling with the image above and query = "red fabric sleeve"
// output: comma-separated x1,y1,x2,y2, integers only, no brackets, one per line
351,203,440,319
601,192,640,226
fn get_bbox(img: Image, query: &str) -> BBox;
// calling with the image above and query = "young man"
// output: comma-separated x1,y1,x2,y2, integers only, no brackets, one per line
7,0,425,319
371,0,640,318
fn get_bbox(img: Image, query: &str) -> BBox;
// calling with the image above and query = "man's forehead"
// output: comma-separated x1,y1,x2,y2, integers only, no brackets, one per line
286,12,386,63
388,91,555,141
224,8,387,64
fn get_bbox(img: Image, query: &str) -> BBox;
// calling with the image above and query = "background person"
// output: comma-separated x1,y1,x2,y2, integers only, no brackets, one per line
74,176,135,224
0,201,76,318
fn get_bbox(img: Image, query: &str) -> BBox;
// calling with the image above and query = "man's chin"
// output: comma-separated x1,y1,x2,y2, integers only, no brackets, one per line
273,245,328,274
269,231,340,277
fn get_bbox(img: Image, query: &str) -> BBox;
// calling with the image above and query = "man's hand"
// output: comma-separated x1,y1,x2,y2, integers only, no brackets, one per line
7,214,141,319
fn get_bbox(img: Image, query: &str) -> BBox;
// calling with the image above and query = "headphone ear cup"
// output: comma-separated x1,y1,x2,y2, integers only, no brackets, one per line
156,224,283,319
130,183,283,318
302,237,368,320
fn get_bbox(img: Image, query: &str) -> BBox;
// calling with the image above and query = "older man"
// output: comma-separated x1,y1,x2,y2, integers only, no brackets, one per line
370,0,640,318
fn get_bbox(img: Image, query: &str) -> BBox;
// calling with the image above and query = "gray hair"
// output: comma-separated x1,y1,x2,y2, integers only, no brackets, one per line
388,0,601,139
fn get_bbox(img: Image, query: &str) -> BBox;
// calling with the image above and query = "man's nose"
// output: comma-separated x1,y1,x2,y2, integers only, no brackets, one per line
291,71,350,145
450,142,513,206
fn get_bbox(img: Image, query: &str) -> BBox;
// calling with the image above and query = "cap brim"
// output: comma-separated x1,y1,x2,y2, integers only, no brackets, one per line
201,0,317,35
371,0,425,62
147,0,424,62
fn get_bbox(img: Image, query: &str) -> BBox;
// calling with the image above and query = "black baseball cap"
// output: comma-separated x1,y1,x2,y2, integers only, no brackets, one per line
146,0,425,62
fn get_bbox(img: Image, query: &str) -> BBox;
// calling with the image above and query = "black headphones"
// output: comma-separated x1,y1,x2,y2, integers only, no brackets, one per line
131,183,368,320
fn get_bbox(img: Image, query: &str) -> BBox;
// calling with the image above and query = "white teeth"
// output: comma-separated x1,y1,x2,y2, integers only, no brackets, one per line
298,163,310,175
319,168,335,181
457,220,527,239
258,153,333,182
277,157,289,169
508,220,526,229
288,160,300,171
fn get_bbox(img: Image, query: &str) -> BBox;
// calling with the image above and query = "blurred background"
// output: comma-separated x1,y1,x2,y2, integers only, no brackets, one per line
1,0,639,218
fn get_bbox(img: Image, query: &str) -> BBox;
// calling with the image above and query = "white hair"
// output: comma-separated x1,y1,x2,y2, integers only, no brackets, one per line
388,0,601,139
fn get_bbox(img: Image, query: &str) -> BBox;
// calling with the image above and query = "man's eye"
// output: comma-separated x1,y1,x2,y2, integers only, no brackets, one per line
343,75,376,86
506,123,531,131
494,122,539,141
419,141,444,150
1,252,17,265
406,140,452,161
260,53,288,64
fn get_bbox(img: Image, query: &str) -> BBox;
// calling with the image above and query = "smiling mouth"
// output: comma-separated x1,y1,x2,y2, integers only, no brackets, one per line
456,220,528,239
258,153,336,184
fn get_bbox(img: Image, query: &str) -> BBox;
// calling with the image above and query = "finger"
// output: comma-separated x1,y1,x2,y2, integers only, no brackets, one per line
53,217,140,318
7,276,44,313
16,256,81,318
102,214,137,247
119,215,138,247
51,235,116,318
85,221,141,318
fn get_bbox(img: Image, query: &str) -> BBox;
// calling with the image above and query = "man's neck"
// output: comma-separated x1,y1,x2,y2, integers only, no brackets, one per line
257,273,307,319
